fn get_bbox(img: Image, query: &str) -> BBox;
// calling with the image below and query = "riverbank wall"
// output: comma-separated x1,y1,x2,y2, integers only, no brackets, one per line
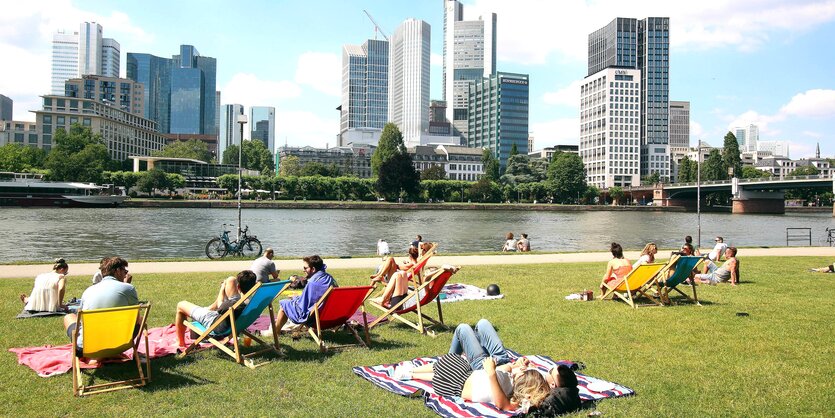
124,199,690,212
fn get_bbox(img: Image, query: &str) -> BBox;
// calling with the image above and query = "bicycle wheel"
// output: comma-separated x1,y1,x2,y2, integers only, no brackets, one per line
205,238,228,259
241,238,263,258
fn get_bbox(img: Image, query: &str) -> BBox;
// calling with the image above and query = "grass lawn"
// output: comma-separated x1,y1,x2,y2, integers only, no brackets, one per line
2,256,834,417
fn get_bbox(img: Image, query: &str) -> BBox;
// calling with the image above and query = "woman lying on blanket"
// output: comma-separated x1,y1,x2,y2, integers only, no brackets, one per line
394,319,550,411
528,365,582,417
599,242,632,294
20,258,69,313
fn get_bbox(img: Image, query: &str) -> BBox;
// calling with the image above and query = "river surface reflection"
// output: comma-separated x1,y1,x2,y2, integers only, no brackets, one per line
1,207,833,262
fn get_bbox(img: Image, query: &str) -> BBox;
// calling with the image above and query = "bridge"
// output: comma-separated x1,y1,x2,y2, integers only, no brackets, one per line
628,175,834,215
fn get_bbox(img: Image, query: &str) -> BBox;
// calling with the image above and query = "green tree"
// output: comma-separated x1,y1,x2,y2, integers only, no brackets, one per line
547,151,587,203
790,165,820,176
136,169,170,197
420,164,447,180
722,131,743,178
0,143,46,172
677,157,693,182
468,177,500,202
509,142,519,157
102,171,141,191
609,186,624,205
371,123,420,200
583,185,601,204
216,174,239,194
642,172,661,185
222,140,275,175
481,148,500,182
153,139,214,162
45,124,114,183
279,155,301,177
300,161,339,177
702,149,726,181
741,166,771,179
166,173,185,193
500,154,538,185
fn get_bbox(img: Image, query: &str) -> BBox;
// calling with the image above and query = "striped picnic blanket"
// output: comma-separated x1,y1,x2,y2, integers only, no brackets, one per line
352,350,634,418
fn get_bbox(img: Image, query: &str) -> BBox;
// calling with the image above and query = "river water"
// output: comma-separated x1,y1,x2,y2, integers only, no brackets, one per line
1,207,833,262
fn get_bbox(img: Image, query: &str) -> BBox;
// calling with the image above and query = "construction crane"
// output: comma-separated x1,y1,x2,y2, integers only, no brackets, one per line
363,9,389,41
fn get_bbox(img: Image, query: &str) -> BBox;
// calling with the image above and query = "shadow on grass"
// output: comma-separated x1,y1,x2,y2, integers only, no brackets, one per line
74,356,214,394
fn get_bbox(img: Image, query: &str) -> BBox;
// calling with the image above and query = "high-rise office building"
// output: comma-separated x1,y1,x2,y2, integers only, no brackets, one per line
215,91,221,136
219,104,244,160
579,67,642,189
127,53,172,133
0,94,11,121
127,45,216,136
757,140,790,158
745,123,759,152
250,106,276,153
50,22,120,95
467,72,529,169
388,19,431,146
64,75,144,116
669,101,690,150
588,17,670,181
443,0,496,142
733,127,746,149
340,39,389,146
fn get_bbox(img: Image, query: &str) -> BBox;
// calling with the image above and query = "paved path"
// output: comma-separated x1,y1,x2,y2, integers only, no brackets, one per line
1,247,832,279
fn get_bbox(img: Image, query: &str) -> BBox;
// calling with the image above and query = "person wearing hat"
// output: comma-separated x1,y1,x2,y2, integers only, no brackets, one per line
707,237,728,262
250,248,280,283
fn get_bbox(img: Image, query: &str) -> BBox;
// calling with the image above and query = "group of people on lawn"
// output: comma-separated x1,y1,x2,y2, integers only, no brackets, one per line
600,236,740,296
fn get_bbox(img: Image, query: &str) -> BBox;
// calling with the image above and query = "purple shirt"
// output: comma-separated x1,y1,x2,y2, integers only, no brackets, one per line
279,269,337,324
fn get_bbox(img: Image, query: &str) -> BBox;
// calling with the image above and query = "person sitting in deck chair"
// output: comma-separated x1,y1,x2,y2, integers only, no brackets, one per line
174,270,257,348
273,255,337,332
599,242,632,294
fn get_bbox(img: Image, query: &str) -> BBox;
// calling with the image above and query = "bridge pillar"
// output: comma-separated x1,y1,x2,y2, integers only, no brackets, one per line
732,188,785,214
652,183,669,206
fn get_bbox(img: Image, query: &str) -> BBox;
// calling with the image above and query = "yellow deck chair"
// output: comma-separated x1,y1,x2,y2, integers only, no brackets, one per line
599,263,667,308
72,303,151,397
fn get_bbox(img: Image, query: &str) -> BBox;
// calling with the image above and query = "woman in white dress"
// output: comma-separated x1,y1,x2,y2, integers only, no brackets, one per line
20,258,69,312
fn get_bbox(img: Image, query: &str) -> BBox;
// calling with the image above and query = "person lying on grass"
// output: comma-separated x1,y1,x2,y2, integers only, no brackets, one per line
273,255,336,333
528,365,583,417
810,262,835,273
393,319,550,412
175,270,257,347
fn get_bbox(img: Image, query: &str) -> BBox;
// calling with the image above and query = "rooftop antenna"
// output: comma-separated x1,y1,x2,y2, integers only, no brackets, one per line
363,10,389,41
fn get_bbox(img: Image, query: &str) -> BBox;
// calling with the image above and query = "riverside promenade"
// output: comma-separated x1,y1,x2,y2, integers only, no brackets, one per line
1,247,831,279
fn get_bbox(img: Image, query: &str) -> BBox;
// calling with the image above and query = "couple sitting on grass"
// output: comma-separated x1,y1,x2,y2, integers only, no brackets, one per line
393,318,582,415
175,255,335,347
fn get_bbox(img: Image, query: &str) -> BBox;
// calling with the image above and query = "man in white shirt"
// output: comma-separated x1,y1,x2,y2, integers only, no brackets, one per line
708,237,728,261
377,239,390,256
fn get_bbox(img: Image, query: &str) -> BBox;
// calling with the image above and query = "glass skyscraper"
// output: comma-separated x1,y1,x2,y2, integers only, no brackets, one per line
467,72,529,169
340,39,388,145
588,17,670,181
219,104,244,160
250,106,276,153
126,45,216,135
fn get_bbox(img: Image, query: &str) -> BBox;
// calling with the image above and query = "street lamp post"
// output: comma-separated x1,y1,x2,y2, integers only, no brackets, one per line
237,114,248,241
697,144,702,249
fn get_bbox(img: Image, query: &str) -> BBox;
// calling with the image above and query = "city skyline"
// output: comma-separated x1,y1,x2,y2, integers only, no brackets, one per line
1,0,834,157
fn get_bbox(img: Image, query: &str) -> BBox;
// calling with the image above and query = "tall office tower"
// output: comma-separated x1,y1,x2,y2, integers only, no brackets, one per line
0,94,11,120
745,123,759,152
733,127,746,148
219,104,244,159
64,75,144,116
388,19,431,146
250,106,276,152
51,22,121,94
443,0,496,142
100,38,121,77
340,39,389,146
127,53,172,133
669,101,690,149
51,30,79,94
579,68,642,189
215,91,221,136
588,17,670,181
170,45,217,135
467,72,529,169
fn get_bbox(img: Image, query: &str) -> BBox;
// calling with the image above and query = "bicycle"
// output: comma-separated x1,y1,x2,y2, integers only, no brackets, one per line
205,224,263,259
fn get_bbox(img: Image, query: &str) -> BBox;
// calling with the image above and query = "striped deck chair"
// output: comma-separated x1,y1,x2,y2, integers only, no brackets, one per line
599,262,667,308
71,303,151,396
178,280,290,369
306,285,375,352
371,243,438,286
656,256,706,306
368,266,460,337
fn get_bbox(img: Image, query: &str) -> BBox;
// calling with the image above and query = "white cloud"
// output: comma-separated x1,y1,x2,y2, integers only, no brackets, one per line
542,79,582,107
294,52,341,97
802,130,823,138
786,141,816,158
430,52,442,67
276,111,338,148
691,121,704,138
466,0,835,64
529,118,579,149
780,89,835,118
726,110,781,136
221,73,302,106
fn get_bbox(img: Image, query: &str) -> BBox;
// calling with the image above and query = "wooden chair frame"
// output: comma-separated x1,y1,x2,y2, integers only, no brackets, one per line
370,243,437,287
306,285,375,352
179,280,290,369
367,266,458,337
657,256,707,306
72,303,151,397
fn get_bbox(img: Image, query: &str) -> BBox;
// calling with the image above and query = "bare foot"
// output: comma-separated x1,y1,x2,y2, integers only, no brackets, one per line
19,294,28,305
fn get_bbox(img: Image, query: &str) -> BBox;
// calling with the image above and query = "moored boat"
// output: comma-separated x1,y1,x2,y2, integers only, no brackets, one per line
0,172,127,207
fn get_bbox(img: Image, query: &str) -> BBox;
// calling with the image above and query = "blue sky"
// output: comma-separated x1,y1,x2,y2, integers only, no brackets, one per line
1,0,834,158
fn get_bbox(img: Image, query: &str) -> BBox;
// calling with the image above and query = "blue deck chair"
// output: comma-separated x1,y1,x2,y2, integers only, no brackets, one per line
179,280,290,368
656,256,706,306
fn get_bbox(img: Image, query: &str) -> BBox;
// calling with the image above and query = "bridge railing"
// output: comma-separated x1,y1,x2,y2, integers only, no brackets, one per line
665,174,832,188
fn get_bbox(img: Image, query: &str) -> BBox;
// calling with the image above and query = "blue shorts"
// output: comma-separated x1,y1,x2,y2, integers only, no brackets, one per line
190,306,220,329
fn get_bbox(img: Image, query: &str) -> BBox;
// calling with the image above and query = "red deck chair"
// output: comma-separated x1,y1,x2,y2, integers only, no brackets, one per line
368,266,460,337
306,285,375,352
370,243,437,286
